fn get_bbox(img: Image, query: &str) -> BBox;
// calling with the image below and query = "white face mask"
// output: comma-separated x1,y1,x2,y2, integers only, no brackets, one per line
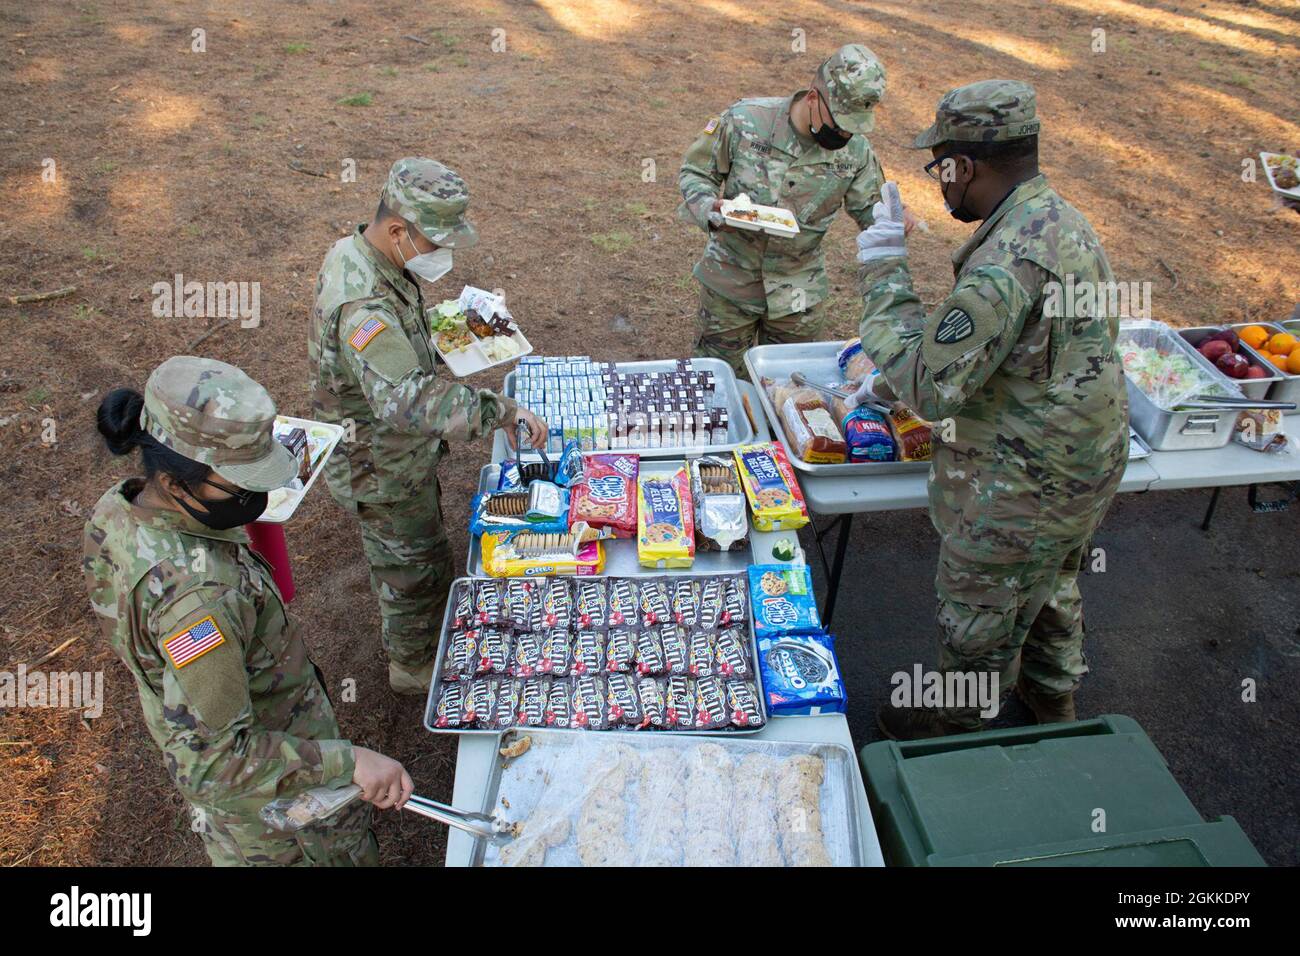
398,231,453,284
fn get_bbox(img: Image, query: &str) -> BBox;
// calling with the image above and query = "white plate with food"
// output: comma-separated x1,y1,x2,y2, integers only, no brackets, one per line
430,288,533,377
720,193,800,238
1259,152,1300,199
261,416,345,523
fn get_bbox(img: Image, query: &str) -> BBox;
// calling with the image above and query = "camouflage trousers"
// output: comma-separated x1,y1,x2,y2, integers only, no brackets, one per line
356,476,454,669
195,798,377,867
693,284,829,380
934,543,1089,729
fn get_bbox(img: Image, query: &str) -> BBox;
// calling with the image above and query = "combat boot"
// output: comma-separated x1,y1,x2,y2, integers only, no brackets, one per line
389,658,436,696
1016,680,1076,724
876,705,971,741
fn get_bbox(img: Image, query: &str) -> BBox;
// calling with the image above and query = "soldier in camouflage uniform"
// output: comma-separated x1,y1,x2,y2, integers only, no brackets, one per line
309,159,545,694
84,356,413,865
678,44,891,377
854,81,1129,738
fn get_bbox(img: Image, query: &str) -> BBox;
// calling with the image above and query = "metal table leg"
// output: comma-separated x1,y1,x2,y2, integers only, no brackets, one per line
810,513,854,628
1199,486,1222,531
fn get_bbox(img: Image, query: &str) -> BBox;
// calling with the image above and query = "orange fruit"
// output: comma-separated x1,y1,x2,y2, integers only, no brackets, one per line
1288,351,1300,375
1239,325,1270,349
1266,353,1290,371
1267,332,1298,356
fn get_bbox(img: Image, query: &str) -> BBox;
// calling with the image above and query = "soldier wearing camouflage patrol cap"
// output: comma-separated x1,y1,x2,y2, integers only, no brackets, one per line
678,44,909,378
309,158,546,695
852,80,1127,739
83,356,414,866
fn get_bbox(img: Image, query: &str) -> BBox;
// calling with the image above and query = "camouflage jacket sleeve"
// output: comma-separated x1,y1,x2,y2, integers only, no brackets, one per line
856,255,1039,422
149,584,354,817
340,303,518,441
677,112,733,231
843,150,885,230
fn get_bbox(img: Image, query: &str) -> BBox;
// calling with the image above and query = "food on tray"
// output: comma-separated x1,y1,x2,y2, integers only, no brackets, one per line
735,441,810,531
605,629,635,673
888,406,933,461
436,324,474,354
842,406,898,462
636,467,695,569
689,455,750,552
275,426,312,485
1234,408,1287,454
726,680,764,728
518,678,546,727
1239,325,1270,350
1194,329,1271,381
441,629,477,682
570,674,608,729
748,564,822,640
837,337,876,383
480,528,606,577
693,675,731,730
477,628,512,676
723,193,797,231
758,631,848,716
776,755,832,867
762,377,849,464
434,682,464,728
474,579,505,625
1275,166,1299,189
569,453,639,538
1121,337,1240,406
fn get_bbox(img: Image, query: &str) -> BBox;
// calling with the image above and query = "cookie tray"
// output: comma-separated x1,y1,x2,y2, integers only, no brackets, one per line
473,730,864,866
423,574,768,737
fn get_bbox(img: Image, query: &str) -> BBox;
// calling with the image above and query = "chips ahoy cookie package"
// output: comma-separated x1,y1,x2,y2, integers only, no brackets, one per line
747,564,822,640
734,442,809,531
636,467,695,569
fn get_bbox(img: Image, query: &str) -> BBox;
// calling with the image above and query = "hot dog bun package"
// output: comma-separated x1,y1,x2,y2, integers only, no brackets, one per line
747,564,822,640
733,442,809,531
636,467,695,569
569,453,640,538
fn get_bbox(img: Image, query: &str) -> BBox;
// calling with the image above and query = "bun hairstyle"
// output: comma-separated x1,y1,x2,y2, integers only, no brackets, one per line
96,388,211,485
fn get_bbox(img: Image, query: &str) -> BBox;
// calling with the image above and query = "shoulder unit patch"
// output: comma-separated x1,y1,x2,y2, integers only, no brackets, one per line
934,309,974,345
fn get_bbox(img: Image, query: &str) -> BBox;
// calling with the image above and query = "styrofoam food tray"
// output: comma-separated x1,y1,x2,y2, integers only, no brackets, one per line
719,199,801,238
434,324,533,377
261,416,344,523
1259,152,1300,200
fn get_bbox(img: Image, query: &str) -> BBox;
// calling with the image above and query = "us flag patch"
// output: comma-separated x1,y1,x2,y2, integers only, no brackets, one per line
703,117,719,134
163,616,226,669
348,317,386,351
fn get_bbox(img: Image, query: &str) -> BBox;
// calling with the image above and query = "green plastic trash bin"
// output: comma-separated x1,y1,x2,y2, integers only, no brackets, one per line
859,715,1265,867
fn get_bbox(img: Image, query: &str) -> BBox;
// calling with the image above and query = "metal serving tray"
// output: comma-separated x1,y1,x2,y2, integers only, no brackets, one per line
468,461,751,578
744,341,929,476
1230,322,1300,411
472,731,865,867
497,357,754,461
1178,327,1281,401
1122,325,1239,451
423,574,768,738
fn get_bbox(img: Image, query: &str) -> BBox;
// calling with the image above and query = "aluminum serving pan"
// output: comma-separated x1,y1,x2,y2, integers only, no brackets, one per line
496,357,754,461
1177,327,1281,401
471,730,865,867
1230,322,1300,411
1121,323,1240,451
744,341,929,476
467,461,751,578
423,574,768,738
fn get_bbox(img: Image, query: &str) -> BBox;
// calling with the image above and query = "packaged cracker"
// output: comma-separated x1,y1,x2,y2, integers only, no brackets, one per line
476,627,512,676
570,674,608,730
572,630,605,676
608,577,638,628
734,442,809,532
575,578,608,630
481,530,605,578
545,679,573,729
569,453,640,538
539,630,572,677
635,628,667,676
536,578,573,631
605,629,636,673
660,624,690,676
670,578,700,628
505,578,534,629
441,629,477,681
714,627,751,679
636,467,696,569
463,678,498,727
473,579,506,625
510,631,543,678
493,679,521,730
748,565,822,640
449,580,474,630
689,630,715,677
888,405,933,462
693,675,729,730
638,579,671,626
606,672,643,727
636,677,667,729
517,678,547,727
665,675,695,729
725,680,765,728
433,682,464,728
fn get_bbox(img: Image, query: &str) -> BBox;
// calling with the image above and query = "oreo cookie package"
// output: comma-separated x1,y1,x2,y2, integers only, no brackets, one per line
757,631,846,716
747,564,822,640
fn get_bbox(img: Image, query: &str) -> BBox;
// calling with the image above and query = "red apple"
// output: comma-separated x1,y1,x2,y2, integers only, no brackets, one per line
1246,366,1268,379
1216,353,1250,378
1200,339,1232,362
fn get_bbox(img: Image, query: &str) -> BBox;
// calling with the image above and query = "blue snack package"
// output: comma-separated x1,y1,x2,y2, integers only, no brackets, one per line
757,630,846,716
841,407,897,463
748,564,822,640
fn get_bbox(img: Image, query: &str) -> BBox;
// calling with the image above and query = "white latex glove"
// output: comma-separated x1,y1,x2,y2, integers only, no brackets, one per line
847,373,880,408
856,181,907,263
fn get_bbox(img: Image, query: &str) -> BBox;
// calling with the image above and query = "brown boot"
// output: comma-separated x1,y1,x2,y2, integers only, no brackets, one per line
389,658,436,696
875,705,971,741
1016,680,1076,724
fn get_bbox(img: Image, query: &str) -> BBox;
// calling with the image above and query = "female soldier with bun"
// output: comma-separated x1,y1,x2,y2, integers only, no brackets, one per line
83,355,410,866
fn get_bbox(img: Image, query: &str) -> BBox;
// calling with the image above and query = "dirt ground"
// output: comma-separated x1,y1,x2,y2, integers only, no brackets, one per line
1,0,1297,866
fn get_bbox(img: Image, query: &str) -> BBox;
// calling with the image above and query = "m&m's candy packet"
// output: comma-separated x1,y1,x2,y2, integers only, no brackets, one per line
733,442,808,531
747,564,822,640
636,467,695,569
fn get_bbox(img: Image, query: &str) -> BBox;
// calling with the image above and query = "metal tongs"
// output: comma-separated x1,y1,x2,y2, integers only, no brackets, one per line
517,417,552,475
791,371,892,415
1176,393,1297,412
402,793,514,847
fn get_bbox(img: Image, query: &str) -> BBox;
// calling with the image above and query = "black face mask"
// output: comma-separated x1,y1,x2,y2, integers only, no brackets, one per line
174,480,268,530
810,95,851,151
941,171,980,223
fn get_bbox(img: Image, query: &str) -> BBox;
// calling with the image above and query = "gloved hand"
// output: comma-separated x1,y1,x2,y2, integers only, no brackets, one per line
856,181,907,263
846,371,896,408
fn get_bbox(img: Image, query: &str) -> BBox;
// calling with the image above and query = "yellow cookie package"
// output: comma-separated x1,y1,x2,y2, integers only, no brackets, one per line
733,442,809,531
636,467,695,568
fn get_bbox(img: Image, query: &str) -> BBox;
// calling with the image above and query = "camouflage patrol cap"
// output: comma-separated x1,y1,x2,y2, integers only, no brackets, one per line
382,158,478,249
912,79,1040,149
140,356,297,492
813,44,886,134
